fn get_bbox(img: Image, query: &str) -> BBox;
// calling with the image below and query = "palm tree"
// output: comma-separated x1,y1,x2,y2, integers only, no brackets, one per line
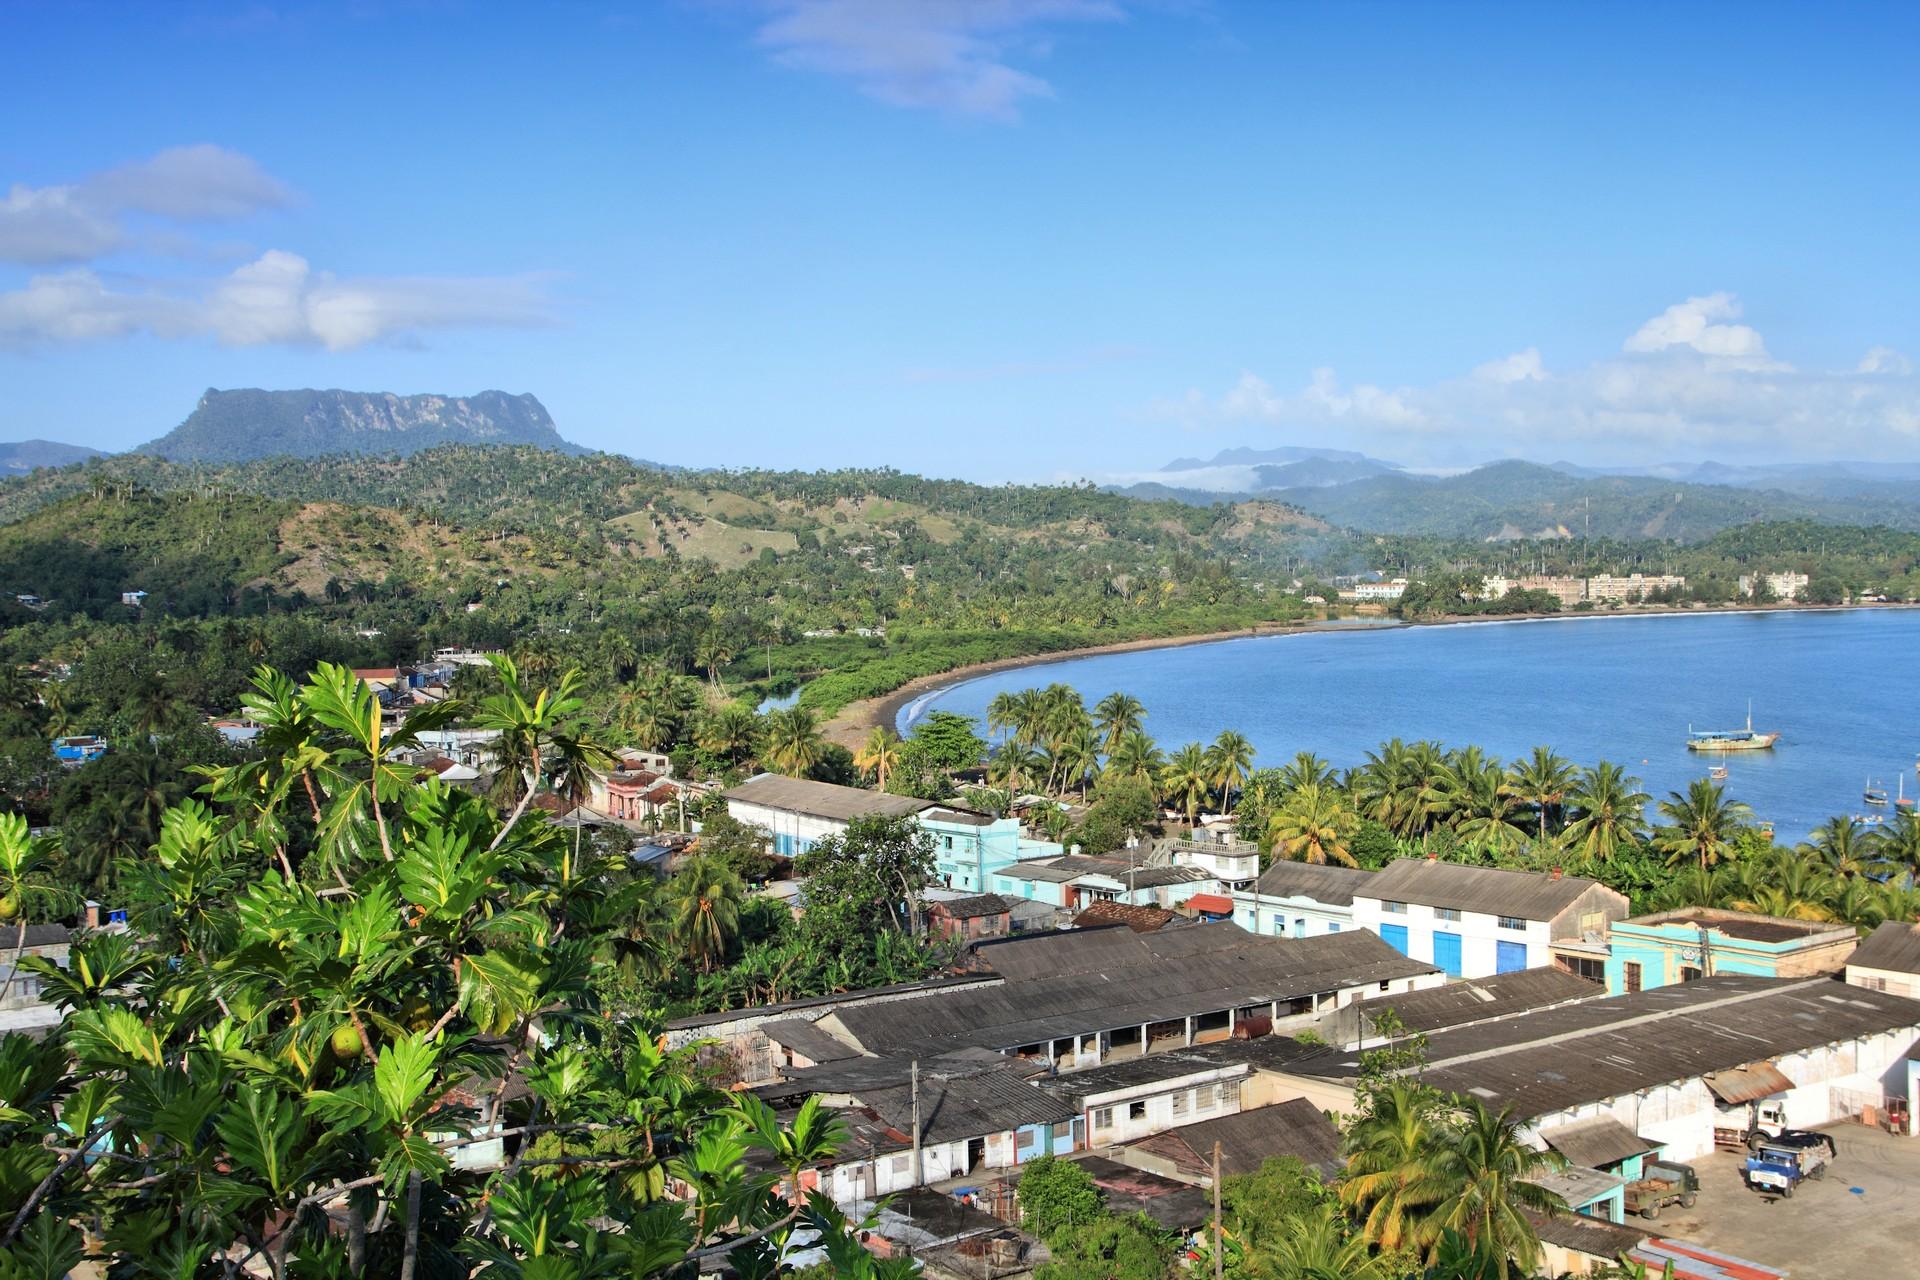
1342,1081,1447,1254
617,678,681,750
1106,729,1165,786
1093,691,1145,755
1725,851,1836,921
764,706,827,778
1563,761,1651,864
1265,783,1359,866
1430,748,1529,857
1804,816,1888,880
854,726,901,791
694,632,735,695
1651,778,1753,871
1877,810,1920,881
987,741,1040,798
1421,1101,1567,1272
670,855,744,973
1502,746,1579,842
698,704,762,771
1162,742,1213,828
1276,750,1336,795
1207,730,1256,810
472,655,587,839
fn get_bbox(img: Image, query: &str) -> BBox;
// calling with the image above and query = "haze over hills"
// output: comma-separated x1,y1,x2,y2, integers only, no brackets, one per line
1110,445,1920,541
136,388,587,463
0,440,103,475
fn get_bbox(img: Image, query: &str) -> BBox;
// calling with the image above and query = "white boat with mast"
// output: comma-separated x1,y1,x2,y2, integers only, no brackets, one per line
1687,701,1779,752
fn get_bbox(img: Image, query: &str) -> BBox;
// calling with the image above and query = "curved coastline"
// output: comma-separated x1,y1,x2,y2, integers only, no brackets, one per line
820,602,1917,745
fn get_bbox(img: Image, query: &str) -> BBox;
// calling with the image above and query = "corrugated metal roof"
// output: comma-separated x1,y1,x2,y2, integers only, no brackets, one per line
1522,1209,1647,1261
858,1067,1079,1142
1361,858,1616,920
723,773,938,823
1847,920,1920,975
1702,1060,1795,1105
1358,967,1603,1034
762,1019,862,1064
1127,1097,1344,1178
1281,975,1920,1119
1541,1116,1661,1169
1631,1238,1788,1280
1250,860,1375,906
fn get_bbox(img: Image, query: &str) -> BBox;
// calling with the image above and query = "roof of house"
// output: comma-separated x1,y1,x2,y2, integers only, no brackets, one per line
1074,1156,1215,1231
761,1019,863,1064
831,927,1438,1059
858,1067,1079,1143
931,893,1013,918
19,922,73,948
1249,860,1375,906
1360,858,1613,920
1848,921,1920,975
1035,1050,1247,1108
1355,967,1604,1035
1540,1116,1662,1169
722,773,937,823
1523,1209,1647,1261
1279,975,1920,1119
1126,1097,1344,1179
1527,1165,1625,1210
1073,902,1178,932
1186,893,1236,915
1624,908,1855,945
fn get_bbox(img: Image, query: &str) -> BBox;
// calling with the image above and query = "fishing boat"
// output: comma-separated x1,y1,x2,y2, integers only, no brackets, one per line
1898,775,1914,811
1686,702,1779,752
1708,765,1729,781
1865,776,1890,806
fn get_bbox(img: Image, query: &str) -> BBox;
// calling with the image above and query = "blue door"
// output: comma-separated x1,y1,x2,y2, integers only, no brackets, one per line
1379,923,1409,956
1496,940,1528,973
1432,931,1463,977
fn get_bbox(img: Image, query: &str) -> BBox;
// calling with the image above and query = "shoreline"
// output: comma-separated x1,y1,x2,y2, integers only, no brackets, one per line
823,601,1918,746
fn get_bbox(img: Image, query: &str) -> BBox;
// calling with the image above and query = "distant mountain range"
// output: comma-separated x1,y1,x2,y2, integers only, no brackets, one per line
1112,446,1920,541
136,388,587,463
0,440,103,474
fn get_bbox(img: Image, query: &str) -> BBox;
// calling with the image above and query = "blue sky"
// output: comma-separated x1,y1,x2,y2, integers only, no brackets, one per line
3,1,1918,480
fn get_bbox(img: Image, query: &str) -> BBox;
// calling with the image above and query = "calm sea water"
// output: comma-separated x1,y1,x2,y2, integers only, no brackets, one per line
899,609,1920,842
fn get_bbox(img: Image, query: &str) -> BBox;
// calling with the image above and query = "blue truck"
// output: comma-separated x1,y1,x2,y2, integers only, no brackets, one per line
1742,1132,1835,1197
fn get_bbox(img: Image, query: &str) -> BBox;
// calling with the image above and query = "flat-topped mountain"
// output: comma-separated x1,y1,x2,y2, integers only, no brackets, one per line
138,388,584,462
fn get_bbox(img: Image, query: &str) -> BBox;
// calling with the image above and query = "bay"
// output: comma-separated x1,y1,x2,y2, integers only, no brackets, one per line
900,608,1920,842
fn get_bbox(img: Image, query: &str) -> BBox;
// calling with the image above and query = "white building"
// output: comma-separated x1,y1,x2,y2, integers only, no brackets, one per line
1231,860,1369,939
1738,571,1810,601
1337,579,1408,603
1352,858,1628,979
1846,921,1920,998
1035,1051,1250,1149
721,773,937,857
1263,975,1920,1161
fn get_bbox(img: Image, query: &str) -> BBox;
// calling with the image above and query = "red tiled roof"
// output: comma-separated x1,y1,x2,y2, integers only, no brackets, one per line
352,668,400,680
641,783,679,804
1073,902,1176,933
1186,893,1235,915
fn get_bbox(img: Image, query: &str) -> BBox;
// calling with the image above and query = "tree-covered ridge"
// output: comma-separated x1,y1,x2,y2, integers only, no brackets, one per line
137,388,586,463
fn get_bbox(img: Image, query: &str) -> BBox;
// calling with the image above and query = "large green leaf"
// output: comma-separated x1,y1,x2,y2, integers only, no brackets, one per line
371,1032,440,1124
456,950,542,1037
214,1088,304,1197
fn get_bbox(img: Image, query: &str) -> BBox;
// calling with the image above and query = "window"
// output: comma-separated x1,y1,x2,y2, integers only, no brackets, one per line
1857,975,1888,992
942,835,953,849
1051,1121,1074,1142
1215,1083,1237,1107
1624,961,1643,994
1092,1107,1113,1129
1434,907,1462,922
1679,965,1702,983
1271,916,1285,935
1328,922,1340,932
891,1155,910,1176
1382,900,1408,914
1558,955,1605,982
1128,1100,1147,1121
1378,980,1392,991
1172,1090,1190,1118
1497,915,1525,930
1579,911,1606,935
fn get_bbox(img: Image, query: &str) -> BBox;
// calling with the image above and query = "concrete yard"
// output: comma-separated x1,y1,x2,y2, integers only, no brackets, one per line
1643,1123,1918,1278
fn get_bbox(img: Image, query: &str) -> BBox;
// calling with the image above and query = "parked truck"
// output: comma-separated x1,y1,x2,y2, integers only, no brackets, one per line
1742,1134,1833,1197
1623,1160,1699,1220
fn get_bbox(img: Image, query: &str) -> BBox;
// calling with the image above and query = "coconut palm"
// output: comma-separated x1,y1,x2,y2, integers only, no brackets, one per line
669,854,744,973
764,706,827,778
1563,761,1652,864
1207,730,1256,808
1055,723,1102,798
1651,778,1753,871
1429,748,1530,857
617,678,682,750
1502,746,1579,842
987,741,1041,798
694,632,735,695
1106,728,1165,786
1093,691,1146,755
1161,742,1213,828
1877,810,1920,880
854,726,901,791
1276,750,1337,795
1265,783,1359,866
697,704,762,770
1725,851,1835,921
1804,816,1888,880
1342,1081,1448,1253
1421,1101,1567,1271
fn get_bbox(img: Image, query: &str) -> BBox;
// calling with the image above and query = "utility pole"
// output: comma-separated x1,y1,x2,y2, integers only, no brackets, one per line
1211,1141,1224,1280
911,1059,924,1187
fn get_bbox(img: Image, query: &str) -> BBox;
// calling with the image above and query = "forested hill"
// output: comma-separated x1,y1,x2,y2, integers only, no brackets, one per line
0,439,102,474
1120,458,1920,541
137,387,585,462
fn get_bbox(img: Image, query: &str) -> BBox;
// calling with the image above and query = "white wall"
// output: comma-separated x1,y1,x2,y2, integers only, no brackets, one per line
1351,896,1551,978
1847,965,1920,999
727,800,848,856
1231,890,1355,939
1084,1072,1243,1147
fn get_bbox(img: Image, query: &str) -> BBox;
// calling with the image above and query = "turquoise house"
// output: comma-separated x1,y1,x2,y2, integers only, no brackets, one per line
1601,909,1858,996
925,806,1064,893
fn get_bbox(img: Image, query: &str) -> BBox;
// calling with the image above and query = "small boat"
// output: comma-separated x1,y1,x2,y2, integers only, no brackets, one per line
1686,701,1778,752
1866,776,1890,806
1708,765,1729,781
1898,775,1914,811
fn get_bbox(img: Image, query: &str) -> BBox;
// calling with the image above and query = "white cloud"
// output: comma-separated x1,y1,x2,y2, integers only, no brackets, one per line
1858,345,1913,376
753,0,1123,120
81,144,295,221
1161,293,1920,459
0,251,552,351
0,185,124,265
1622,291,1781,368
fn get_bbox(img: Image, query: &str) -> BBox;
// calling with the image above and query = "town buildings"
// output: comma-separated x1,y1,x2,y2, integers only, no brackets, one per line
722,773,939,856
1480,572,1688,605
1596,908,1857,995
1231,860,1371,938
1739,570,1811,601
1845,921,1920,997
1351,858,1629,978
